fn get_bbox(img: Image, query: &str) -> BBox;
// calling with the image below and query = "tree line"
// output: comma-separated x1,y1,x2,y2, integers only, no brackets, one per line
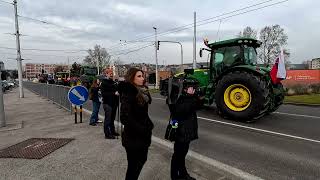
238,24,290,66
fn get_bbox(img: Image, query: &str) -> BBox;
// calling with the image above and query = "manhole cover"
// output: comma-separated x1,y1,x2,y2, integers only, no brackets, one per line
0,138,74,159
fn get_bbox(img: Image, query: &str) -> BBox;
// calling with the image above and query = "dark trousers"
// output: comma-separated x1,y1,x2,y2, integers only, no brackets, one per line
103,104,114,136
89,101,100,124
171,141,190,179
125,147,149,180
111,103,118,131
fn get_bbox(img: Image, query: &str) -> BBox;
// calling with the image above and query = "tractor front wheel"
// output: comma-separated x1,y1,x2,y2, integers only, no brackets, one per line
215,71,270,121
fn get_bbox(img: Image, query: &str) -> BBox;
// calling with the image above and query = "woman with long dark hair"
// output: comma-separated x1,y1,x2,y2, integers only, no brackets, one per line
119,67,153,180
89,79,101,126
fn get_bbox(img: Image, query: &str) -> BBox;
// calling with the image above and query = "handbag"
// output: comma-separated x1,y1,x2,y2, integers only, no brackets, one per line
164,117,178,142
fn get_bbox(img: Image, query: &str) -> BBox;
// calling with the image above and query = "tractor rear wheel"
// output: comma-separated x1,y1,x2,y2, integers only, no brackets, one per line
215,71,270,121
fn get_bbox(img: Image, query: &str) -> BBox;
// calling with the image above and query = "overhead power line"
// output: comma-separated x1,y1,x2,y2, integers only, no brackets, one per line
133,0,278,42
0,46,87,52
108,42,152,54
153,0,289,39
0,0,13,5
110,44,154,56
105,0,288,50
18,15,103,37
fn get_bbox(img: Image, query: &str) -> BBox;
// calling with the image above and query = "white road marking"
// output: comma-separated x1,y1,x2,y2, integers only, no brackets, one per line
198,116,320,144
152,136,263,180
151,96,320,119
82,108,263,180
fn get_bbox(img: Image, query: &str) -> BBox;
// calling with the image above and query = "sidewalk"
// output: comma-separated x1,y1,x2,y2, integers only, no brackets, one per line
0,89,233,180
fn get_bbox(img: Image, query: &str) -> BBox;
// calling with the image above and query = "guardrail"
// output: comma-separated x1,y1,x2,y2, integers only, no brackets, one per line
23,81,73,112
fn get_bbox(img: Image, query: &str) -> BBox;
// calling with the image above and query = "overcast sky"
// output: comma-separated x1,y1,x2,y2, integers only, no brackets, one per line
0,0,319,69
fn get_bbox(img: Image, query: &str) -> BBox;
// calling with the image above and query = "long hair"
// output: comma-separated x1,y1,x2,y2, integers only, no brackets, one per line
125,67,144,86
91,79,99,88
125,68,148,105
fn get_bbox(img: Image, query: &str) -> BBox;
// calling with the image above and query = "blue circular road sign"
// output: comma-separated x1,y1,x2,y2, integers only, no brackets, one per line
68,85,89,106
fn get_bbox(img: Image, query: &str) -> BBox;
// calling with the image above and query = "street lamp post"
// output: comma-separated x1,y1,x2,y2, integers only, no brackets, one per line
153,27,159,89
158,41,184,72
0,70,5,127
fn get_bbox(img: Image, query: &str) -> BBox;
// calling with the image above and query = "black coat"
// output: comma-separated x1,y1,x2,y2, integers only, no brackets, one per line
100,79,117,106
89,87,100,103
168,95,199,142
119,82,154,149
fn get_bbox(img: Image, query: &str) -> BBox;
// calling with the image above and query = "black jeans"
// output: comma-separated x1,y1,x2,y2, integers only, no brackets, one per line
125,147,149,180
171,141,190,179
111,103,118,132
103,104,115,136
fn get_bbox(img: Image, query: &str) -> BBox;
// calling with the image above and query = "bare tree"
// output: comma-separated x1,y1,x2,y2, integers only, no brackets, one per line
258,25,289,65
70,62,81,77
54,65,65,74
83,45,111,73
238,26,257,39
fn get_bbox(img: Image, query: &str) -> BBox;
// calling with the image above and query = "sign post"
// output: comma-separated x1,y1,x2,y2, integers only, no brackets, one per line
68,86,89,124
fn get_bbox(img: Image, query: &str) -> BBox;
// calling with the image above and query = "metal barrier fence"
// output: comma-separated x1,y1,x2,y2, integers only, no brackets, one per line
23,81,73,112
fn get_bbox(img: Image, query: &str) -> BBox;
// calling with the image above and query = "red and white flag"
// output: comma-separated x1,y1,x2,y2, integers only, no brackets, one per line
276,48,286,79
270,48,286,84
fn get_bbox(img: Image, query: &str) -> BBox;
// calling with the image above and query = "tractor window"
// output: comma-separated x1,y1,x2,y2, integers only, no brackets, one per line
214,53,224,64
214,46,241,66
244,45,258,65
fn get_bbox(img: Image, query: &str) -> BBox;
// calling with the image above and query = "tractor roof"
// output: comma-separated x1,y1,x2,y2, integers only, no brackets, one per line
208,37,262,49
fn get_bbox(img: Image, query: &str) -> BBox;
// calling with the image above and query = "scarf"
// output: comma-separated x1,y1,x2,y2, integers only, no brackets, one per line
136,86,150,105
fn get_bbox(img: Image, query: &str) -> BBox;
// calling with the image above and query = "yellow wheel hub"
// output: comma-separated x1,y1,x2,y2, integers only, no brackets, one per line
224,84,251,112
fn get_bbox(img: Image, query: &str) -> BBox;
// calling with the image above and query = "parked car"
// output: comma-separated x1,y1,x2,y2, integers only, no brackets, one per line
1,83,5,93
1,81,10,91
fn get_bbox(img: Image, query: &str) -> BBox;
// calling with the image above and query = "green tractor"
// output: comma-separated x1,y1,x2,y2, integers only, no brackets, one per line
79,66,98,89
160,37,284,121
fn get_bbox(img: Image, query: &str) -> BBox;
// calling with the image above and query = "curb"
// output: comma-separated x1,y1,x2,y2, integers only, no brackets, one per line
82,108,263,180
284,102,320,107
0,121,24,132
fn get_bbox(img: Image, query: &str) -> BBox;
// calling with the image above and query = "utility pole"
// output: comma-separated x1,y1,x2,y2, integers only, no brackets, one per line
153,27,159,89
96,56,100,75
68,57,71,78
193,11,197,69
14,0,24,98
0,70,5,128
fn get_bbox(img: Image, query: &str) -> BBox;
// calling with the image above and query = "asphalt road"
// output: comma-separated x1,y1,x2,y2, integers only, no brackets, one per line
84,94,320,180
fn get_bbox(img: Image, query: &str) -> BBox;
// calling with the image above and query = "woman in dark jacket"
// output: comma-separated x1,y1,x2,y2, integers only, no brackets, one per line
119,68,153,180
89,79,101,126
168,86,199,180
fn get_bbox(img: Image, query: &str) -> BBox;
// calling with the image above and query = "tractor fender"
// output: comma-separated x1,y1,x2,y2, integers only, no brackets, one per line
216,66,268,82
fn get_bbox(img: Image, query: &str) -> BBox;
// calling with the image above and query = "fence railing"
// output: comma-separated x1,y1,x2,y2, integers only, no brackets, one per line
23,81,73,112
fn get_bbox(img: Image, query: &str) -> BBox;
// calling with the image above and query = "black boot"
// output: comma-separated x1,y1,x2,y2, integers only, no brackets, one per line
105,135,115,139
112,131,120,136
105,127,115,139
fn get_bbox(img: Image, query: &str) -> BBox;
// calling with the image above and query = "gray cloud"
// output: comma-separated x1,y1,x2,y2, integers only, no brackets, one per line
0,0,319,69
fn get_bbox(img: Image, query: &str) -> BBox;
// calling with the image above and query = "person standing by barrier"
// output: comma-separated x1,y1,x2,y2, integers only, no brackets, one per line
166,85,200,180
101,70,119,139
119,68,153,180
111,78,120,136
88,79,101,126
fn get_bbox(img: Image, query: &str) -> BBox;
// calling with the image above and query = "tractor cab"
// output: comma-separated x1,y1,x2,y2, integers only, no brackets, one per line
200,38,262,79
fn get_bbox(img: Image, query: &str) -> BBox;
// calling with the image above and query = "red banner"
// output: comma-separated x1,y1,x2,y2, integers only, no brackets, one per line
282,70,320,86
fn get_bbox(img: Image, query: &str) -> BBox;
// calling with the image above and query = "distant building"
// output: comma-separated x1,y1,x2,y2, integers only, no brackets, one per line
306,60,312,69
0,61,4,70
287,64,309,70
24,63,68,78
311,58,320,69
